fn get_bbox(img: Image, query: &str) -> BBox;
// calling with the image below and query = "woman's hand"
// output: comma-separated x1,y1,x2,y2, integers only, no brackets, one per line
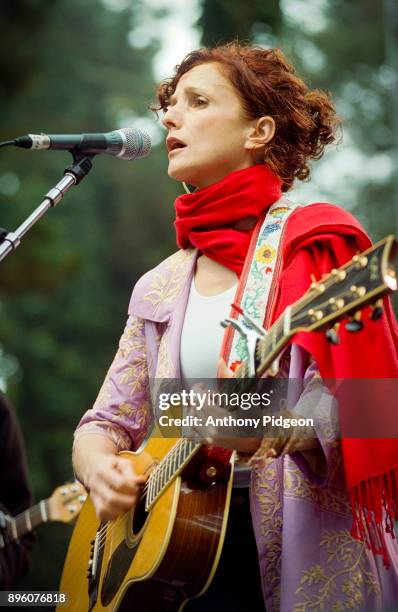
191,358,261,454
212,360,320,459
84,451,146,522
249,411,320,468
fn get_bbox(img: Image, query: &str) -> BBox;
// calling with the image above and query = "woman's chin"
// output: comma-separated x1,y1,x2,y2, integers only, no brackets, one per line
168,167,199,187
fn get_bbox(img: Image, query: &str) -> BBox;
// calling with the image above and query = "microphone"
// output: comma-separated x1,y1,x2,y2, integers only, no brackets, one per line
12,128,151,160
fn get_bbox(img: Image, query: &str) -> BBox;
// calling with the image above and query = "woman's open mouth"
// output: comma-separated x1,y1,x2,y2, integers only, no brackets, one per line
168,146,186,156
167,137,187,155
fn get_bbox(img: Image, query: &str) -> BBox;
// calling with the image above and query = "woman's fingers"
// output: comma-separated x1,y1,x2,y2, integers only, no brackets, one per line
249,437,285,467
87,453,146,521
112,456,147,490
91,479,140,522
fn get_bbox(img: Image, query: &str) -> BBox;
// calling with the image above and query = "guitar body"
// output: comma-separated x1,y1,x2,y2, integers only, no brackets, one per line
59,437,234,611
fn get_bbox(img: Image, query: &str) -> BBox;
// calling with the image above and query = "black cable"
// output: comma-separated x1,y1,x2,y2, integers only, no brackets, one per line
0,140,15,148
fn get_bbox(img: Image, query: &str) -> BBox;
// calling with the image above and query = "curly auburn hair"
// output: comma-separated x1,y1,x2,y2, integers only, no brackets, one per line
153,42,341,192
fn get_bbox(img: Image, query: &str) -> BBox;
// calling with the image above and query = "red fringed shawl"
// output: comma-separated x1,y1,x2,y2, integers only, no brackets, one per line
272,203,398,565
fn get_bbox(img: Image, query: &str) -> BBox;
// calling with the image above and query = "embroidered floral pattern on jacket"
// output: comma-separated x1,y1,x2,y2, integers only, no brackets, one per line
284,457,352,517
141,249,195,312
252,460,282,611
156,326,176,378
294,530,380,612
74,314,151,451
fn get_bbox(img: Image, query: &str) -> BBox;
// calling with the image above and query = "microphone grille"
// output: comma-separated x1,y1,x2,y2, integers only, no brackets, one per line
118,128,151,160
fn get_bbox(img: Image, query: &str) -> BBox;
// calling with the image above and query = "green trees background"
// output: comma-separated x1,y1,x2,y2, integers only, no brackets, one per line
0,0,396,591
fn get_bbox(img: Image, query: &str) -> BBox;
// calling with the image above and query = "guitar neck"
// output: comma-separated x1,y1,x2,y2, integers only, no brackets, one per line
145,440,202,511
255,316,287,376
7,499,50,541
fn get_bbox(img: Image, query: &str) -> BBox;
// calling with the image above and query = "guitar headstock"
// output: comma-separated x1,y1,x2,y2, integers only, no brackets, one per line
248,236,398,377
48,481,87,523
289,235,397,335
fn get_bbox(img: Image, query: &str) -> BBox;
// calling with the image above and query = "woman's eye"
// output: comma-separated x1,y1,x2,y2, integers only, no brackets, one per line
193,97,208,107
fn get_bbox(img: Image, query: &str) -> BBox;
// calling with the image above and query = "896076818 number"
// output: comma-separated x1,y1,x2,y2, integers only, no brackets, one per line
0,591,68,606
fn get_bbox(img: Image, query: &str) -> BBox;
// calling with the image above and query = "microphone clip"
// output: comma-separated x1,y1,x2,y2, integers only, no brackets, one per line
64,150,96,184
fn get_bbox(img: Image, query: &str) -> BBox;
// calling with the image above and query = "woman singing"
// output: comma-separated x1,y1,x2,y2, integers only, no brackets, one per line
72,43,398,611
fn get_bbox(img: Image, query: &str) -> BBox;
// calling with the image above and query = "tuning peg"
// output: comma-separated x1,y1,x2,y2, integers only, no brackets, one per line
350,284,366,297
326,324,340,345
310,274,326,293
352,254,368,268
328,297,345,311
308,308,324,321
331,268,347,281
345,312,364,332
371,299,384,321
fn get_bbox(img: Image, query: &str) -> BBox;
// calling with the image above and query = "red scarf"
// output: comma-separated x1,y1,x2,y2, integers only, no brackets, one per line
174,165,282,276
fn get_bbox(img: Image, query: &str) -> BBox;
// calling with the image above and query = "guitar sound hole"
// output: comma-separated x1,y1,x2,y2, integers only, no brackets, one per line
131,493,148,535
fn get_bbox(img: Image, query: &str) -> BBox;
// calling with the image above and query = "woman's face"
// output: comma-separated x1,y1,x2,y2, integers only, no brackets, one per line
162,62,261,189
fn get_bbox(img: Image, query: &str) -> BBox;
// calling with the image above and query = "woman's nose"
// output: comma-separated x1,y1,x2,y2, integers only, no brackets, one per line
162,105,181,129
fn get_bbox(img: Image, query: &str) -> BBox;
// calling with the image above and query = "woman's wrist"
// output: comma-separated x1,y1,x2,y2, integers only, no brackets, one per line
72,434,118,488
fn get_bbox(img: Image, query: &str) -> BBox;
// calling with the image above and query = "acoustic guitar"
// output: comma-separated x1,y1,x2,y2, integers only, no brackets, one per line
58,235,397,611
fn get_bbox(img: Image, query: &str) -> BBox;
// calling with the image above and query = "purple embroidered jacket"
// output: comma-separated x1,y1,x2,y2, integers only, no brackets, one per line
75,248,398,612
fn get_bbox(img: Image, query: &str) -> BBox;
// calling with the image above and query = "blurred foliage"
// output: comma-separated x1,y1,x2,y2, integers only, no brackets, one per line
199,0,282,46
284,0,397,238
0,0,397,592
0,1,57,101
0,0,177,590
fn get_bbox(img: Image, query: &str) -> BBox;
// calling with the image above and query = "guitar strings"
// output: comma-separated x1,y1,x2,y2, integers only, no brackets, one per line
95,438,190,551
95,379,251,550
72,435,211,560
95,439,186,551
95,441,182,548
95,437,200,551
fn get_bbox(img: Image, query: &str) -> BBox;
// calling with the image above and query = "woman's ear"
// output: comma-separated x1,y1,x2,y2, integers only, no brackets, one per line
245,116,276,153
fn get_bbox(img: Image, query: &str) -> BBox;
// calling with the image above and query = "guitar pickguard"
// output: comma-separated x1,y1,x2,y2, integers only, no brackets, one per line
100,494,150,607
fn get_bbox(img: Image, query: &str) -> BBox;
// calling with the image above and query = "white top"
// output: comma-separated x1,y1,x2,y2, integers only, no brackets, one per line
180,277,237,380
180,276,251,488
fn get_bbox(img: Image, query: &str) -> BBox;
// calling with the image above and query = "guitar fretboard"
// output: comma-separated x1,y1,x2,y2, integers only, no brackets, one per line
145,439,200,511
7,500,50,540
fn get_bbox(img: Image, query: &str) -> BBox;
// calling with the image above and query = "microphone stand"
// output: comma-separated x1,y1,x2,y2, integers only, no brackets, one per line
0,151,95,262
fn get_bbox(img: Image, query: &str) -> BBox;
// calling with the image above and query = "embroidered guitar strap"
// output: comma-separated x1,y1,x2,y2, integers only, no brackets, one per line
220,197,300,370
